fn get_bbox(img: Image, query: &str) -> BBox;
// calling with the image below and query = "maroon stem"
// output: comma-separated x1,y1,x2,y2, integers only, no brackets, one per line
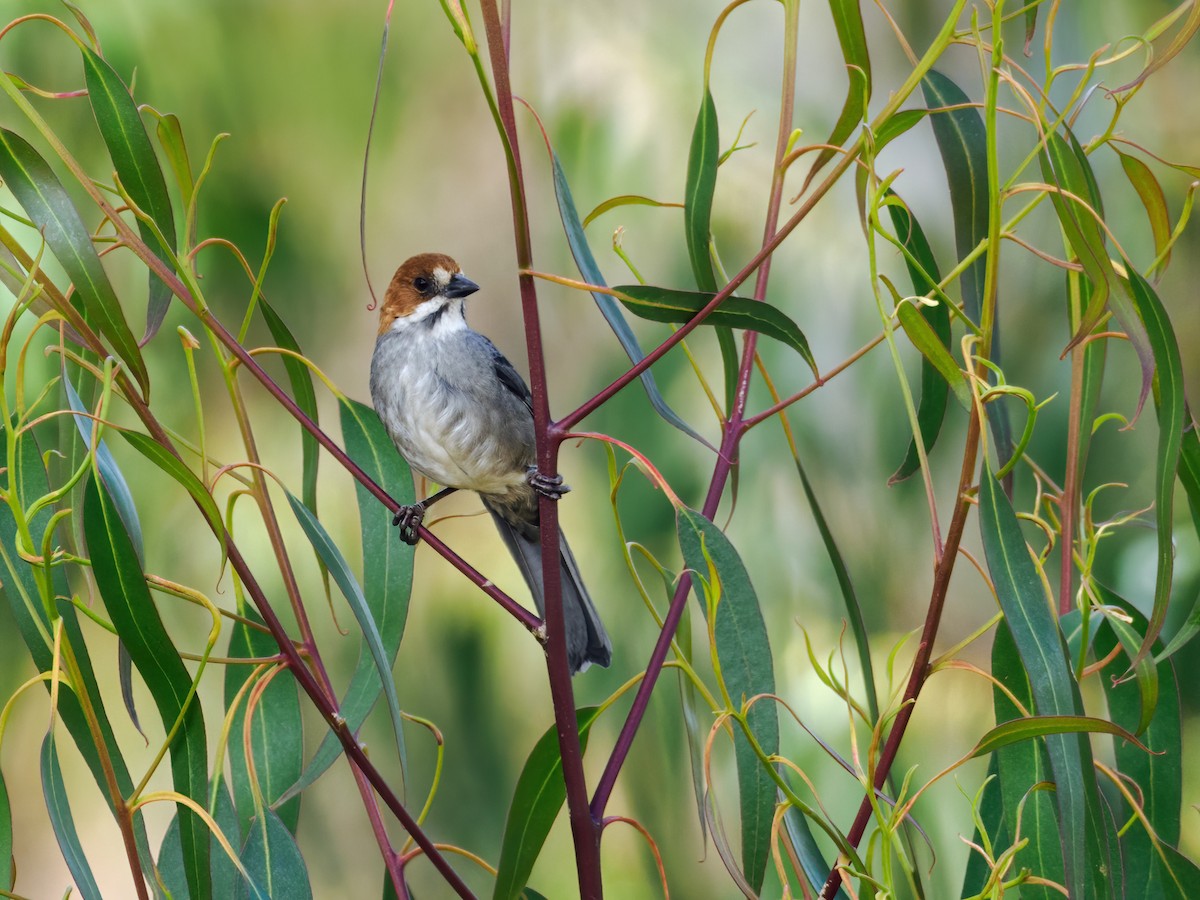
819,412,981,899
593,0,799,817
477,3,601,897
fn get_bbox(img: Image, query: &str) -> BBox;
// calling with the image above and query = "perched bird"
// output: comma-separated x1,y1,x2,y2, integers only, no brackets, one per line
369,252,612,674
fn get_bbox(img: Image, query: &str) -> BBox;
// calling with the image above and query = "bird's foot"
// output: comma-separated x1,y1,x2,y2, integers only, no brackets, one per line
526,467,570,501
391,503,426,545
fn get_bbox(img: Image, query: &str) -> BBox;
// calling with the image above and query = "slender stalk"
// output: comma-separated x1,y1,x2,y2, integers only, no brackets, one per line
592,0,800,817
476,3,601,896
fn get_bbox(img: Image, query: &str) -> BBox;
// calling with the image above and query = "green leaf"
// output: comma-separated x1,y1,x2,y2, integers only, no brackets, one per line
0,426,159,885
0,765,9,891
1039,130,1155,417
683,89,739,413
895,300,970,410
285,490,407,787
1125,271,1184,671
225,611,302,836
970,714,1145,757
783,798,846,899
42,732,103,900
84,475,210,900
922,70,1013,469
155,112,194,211
258,298,320,526
1024,3,1039,53
81,46,177,341
547,148,711,448
1117,149,1173,274
493,707,601,900
283,399,414,800
804,0,871,189
159,779,249,900
677,508,777,893
873,108,928,154
960,759,1007,897
64,373,143,565
613,284,817,378
979,468,1109,899
1095,595,1182,900
885,192,952,483
990,622,1063,898
119,430,225,561
237,810,311,900
581,193,682,227
0,129,148,392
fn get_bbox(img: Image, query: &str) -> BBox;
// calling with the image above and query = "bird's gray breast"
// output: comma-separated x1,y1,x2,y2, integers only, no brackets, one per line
370,326,535,495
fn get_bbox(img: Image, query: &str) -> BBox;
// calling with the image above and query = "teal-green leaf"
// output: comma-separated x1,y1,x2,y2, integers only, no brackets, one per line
42,731,103,900
1125,270,1184,671
979,469,1109,899
158,779,249,900
81,46,177,341
783,800,846,899
285,490,407,788
969,714,1145,757
237,810,311,900
885,192,952,483
922,70,1013,469
0,128,148,393
493,707,600,900
613,284,817,378
548,147,711,449
677,508,777,892
282,399,413,800
1095,595,1182,900
84,475,210,900
225,611,302,836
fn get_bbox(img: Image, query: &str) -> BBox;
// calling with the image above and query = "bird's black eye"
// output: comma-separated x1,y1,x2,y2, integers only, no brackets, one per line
413,276,431,293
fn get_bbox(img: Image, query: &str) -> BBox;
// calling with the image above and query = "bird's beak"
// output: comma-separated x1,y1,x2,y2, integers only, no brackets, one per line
445,272,480,299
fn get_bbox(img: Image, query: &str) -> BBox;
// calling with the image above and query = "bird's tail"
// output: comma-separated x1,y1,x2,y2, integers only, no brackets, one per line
485,506,612,675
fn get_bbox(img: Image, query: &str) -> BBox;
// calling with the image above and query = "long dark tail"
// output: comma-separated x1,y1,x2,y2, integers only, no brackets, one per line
485,506,612,674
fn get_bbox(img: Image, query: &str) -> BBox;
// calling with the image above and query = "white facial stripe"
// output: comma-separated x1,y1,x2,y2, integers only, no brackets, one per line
433,266,452,291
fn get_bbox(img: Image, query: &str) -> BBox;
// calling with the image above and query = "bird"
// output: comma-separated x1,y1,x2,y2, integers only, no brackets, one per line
369,252,612,674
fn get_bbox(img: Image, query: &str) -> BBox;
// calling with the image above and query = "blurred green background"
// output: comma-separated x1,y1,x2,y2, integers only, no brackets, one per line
2,0,1199,897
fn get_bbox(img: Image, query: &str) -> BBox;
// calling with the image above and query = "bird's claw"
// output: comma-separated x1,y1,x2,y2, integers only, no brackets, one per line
392,504,425,545
527,468,570,501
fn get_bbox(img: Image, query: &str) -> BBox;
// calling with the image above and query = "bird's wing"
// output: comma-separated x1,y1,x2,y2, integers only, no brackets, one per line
485,338,534,416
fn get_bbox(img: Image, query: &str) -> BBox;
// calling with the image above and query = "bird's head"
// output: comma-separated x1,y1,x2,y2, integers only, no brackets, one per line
377,252,480,335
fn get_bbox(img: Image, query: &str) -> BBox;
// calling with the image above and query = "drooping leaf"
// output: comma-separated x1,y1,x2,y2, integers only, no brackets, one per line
581,193,683,228
895,300,970,410
546,147,711,448
683,88,740,413
282,399,414,800
0,427,159,884
237,809,311,900
224,611,302,836
493,707,601,900
84,476,210,900
119,430,225,561
1124,271,1184,672
1116,149,1173,275
81,46,177,341
1096,594,1182,900
0,129,148,392
285,490,407,788
979,468,1111,899
922,70,1013,470
803,0,871,190
0,766,9,891
158,779,247,900
969,715,1145,757
677,508,777,893
1039,130,1155,419
42,731,103,900
783,794,847,899
885,192,952,483
613,284,817,378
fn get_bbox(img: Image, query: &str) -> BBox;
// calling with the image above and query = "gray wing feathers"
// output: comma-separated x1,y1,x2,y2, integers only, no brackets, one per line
485,506,612,674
